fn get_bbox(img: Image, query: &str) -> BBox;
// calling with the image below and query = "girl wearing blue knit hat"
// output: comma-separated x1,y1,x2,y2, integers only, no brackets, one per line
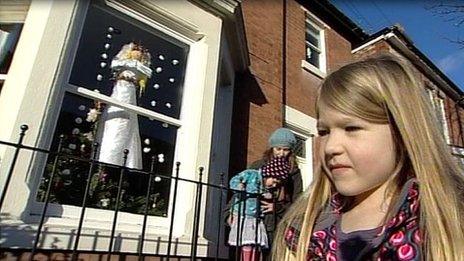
226,127,303,261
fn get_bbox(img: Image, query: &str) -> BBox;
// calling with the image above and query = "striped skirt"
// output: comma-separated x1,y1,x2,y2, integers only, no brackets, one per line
228,215,268,248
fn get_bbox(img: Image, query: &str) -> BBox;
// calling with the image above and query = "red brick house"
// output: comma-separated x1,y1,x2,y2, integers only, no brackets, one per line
352,25,464,164
0,0,462,260
230,0,370,190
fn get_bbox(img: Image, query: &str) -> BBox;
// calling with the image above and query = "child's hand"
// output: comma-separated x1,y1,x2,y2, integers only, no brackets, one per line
261,201,275,214
227,214,235,225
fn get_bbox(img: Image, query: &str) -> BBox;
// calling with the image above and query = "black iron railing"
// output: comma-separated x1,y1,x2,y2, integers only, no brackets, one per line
0,125,265,261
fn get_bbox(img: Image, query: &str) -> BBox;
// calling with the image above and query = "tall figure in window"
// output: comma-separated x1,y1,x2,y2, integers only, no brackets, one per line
97,42,152,169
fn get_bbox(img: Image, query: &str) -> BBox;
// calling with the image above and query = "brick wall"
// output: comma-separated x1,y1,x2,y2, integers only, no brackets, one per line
229,0,355,174
445,97,464,146
354,40,464,148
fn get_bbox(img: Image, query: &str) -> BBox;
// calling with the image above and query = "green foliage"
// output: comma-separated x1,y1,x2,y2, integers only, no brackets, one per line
36,132,168,217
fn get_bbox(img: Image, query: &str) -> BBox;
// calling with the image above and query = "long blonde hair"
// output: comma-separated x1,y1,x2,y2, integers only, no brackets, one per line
273,55,464,260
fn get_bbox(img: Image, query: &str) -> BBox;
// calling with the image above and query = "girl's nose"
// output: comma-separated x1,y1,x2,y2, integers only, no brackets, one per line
323,132,344,156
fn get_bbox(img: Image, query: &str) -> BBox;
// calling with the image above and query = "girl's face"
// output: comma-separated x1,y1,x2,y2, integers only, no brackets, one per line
272,146,291,158
317,102,397,199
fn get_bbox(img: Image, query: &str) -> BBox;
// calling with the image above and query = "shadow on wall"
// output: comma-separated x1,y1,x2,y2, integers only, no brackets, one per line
224,69,267,261
0,213,36,252
229,69,267,176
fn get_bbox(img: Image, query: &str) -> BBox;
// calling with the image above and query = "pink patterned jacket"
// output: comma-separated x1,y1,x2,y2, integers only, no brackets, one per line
284,179,422,260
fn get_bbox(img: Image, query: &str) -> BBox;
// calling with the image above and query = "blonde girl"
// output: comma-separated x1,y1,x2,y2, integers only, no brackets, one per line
273,55,464,260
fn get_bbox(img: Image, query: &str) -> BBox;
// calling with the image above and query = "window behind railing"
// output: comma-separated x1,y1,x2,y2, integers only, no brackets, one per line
35,2,189,217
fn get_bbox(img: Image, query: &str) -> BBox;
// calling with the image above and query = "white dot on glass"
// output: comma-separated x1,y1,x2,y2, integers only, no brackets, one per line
100,62,107,68
101,53,108,59
162,123,169,128
97,74,103,81
155,67,162,73
143,147,151,153
78,105,86,111
144,138,150,145
150,101,156,107
158,55,165,60
153,84,160,89
104,43,111,50
68,144,77,150
75,117,83,124
106,34,112,39
108,27,114,33
154,176,162,182
169,78,175,83
72,128,80,135
158,157,165,163
165,103,172,108
172,60,179,65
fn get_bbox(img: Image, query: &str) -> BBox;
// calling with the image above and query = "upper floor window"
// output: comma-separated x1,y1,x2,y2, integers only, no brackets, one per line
426,88,451,144
305,21,321,67
0,24,23,79
302,12,326,78
0,0,30,93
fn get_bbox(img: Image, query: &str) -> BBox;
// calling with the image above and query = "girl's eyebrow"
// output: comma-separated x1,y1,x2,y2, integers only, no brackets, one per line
317,116,362,128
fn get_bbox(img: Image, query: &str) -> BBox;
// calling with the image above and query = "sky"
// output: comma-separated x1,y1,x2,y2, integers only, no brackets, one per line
330,0,464,91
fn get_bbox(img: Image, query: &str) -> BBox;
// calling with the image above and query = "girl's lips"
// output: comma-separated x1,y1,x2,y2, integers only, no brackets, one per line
330,166,351,175
329,164,351,175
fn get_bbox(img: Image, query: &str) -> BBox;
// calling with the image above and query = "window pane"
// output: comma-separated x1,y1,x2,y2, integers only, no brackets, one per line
305,25,319,48
36,92,175,216
69,4,189,119
0,23,23,74
306,45,320,67
451,146,464,168
293,135,306,158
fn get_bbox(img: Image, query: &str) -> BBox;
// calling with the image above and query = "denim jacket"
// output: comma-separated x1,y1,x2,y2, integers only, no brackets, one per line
229,169,264,217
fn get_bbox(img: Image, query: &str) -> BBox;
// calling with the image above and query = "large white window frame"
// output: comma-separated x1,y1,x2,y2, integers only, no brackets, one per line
0,0,223,254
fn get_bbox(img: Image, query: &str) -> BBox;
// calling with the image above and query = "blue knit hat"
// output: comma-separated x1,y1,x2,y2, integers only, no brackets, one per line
268,128,296,149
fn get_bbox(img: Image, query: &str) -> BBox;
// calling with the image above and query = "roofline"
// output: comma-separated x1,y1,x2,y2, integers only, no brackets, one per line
354,25,463,99
298,0,369,45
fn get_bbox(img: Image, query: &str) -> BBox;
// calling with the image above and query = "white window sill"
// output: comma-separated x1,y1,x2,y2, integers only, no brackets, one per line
0,74,6,80
301,60,326,79
1,216,211,255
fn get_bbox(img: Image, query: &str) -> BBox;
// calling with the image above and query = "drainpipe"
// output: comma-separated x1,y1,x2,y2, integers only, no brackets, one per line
282,0,287,126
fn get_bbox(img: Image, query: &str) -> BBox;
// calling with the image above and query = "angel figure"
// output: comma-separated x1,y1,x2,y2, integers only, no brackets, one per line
97,42,152,169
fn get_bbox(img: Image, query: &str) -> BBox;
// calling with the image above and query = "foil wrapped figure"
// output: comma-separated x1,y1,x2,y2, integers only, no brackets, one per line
97,42,152,169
